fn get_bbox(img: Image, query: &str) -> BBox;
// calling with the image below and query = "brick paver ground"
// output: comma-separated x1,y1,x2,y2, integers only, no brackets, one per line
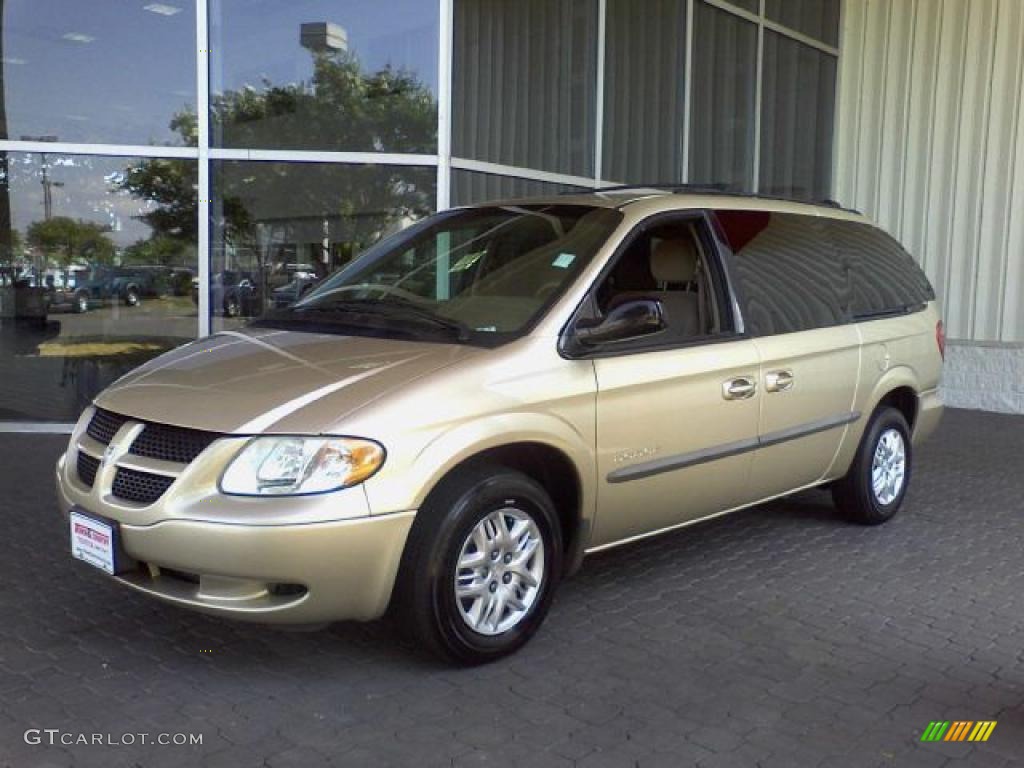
1,408,1022,767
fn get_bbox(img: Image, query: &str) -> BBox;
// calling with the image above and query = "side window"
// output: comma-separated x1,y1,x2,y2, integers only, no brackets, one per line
594,217,728,343
714,210,850,336
828,220,935,318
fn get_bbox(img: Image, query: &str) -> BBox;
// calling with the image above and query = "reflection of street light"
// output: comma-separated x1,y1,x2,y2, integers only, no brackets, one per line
300,22,347,53
21,135,64,220
300,23,346,268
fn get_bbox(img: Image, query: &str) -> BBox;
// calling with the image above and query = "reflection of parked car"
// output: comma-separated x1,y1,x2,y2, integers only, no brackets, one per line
192,271,262,317
48,265,160,312
272,274,319,308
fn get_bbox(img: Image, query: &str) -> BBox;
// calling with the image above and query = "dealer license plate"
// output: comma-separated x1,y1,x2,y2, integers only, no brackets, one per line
70,510,116,574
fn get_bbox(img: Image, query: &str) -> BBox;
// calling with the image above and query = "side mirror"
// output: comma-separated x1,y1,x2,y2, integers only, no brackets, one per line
573,298,667,347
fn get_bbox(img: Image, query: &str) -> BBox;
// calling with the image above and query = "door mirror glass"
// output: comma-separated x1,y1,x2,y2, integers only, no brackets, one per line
573,299,667,347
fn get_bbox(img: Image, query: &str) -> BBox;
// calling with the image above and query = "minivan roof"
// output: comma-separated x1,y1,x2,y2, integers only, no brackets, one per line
463,188,868,222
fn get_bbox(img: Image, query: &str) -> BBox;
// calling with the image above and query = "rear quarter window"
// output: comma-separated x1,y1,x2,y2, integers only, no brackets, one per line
827,220,935,319
714,210,850,336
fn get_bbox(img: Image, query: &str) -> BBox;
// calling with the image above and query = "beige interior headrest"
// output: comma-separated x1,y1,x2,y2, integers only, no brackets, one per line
650,238,698,283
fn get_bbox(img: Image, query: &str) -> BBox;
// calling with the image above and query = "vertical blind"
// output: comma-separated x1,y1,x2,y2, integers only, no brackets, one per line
602,0,687,183
760,31,836,201
453,0,598,177
689,2,758,192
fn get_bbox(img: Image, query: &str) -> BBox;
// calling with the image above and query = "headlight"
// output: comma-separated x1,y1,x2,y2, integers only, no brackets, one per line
219,436,385,496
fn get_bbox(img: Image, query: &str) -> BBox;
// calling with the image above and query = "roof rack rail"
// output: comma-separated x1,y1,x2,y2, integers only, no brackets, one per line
589,183,736,195
574,183,862,214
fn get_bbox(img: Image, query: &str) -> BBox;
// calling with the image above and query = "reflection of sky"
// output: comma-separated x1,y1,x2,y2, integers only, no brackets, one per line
7,153,178,247
210,0,438,95
1,1,197,145
0,0,438,147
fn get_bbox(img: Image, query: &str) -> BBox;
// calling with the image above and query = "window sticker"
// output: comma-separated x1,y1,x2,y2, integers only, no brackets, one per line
551,252,576,269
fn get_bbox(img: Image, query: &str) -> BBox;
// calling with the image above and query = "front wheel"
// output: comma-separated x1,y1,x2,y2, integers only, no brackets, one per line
832,406,912,525
394,465,563,664
124,287,140,307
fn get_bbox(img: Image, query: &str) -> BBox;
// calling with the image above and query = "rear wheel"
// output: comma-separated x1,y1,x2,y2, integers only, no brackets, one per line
124,287,140,306
394,465,562,664
832,406,912,525
75,292,89,313
224,295,241,317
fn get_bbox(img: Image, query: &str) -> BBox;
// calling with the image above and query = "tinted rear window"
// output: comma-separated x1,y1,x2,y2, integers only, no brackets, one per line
714,210,849,335
827,219,935,319
715,210,935,336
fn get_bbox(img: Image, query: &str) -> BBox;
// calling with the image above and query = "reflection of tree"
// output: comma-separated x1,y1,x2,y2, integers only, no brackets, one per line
26,216,115,276
214,52,436,153
119,113,199,268
122,235,192,267
122,50,437,283
0,228,21,270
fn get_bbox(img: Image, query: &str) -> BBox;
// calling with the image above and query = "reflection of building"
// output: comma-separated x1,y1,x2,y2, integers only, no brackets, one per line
300,22,348,54
1,0,1023,423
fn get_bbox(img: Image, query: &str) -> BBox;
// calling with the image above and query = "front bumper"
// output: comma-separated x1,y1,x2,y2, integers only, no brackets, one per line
56,453,415,624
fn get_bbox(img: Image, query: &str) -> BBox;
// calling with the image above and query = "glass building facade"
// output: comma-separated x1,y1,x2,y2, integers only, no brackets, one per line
0,0,839,424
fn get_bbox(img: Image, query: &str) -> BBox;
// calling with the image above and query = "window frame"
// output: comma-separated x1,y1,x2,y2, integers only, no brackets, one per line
559,208,746,359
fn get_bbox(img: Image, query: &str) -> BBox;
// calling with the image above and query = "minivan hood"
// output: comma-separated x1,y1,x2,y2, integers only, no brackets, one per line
95,328,483,434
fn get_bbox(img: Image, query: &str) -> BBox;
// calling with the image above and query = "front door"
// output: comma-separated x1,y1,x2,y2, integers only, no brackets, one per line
581,213,762,547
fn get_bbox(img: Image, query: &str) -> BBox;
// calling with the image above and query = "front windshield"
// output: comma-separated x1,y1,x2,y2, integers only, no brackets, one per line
260,204,621,343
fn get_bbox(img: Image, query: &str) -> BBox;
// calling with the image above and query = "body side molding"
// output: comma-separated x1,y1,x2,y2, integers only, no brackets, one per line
607,411,861,484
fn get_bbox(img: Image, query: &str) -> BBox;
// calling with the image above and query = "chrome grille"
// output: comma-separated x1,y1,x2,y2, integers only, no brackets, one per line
112,468,175,505
86,408,127,444
77,452,100,488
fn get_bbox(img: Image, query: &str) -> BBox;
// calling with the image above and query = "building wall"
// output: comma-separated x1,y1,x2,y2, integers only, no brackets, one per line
835,0,1024,413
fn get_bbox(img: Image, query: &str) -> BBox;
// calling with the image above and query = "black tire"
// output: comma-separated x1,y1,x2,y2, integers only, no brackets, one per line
124,287,140,307
75,292,89,314
224,295,240,317
832,406,912,525
393,464,563,665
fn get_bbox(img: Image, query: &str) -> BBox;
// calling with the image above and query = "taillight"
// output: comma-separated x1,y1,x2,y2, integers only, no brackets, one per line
936,320,946,360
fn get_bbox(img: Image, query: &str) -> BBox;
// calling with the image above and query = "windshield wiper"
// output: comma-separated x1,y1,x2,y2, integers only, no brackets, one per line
295,299,472,342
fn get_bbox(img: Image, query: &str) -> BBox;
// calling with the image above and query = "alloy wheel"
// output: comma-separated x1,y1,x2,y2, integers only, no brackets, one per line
453,507,545,636
871,427,906,505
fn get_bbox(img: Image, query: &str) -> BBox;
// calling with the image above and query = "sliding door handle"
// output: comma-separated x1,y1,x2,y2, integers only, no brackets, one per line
722,376,757,400
765,369,795,392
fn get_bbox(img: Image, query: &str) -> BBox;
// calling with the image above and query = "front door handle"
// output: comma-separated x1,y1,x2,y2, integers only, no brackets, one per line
765,369,795,393
722,376,757,400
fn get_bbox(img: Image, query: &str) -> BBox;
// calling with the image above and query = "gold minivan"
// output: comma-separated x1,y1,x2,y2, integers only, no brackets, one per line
56,190,943,663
